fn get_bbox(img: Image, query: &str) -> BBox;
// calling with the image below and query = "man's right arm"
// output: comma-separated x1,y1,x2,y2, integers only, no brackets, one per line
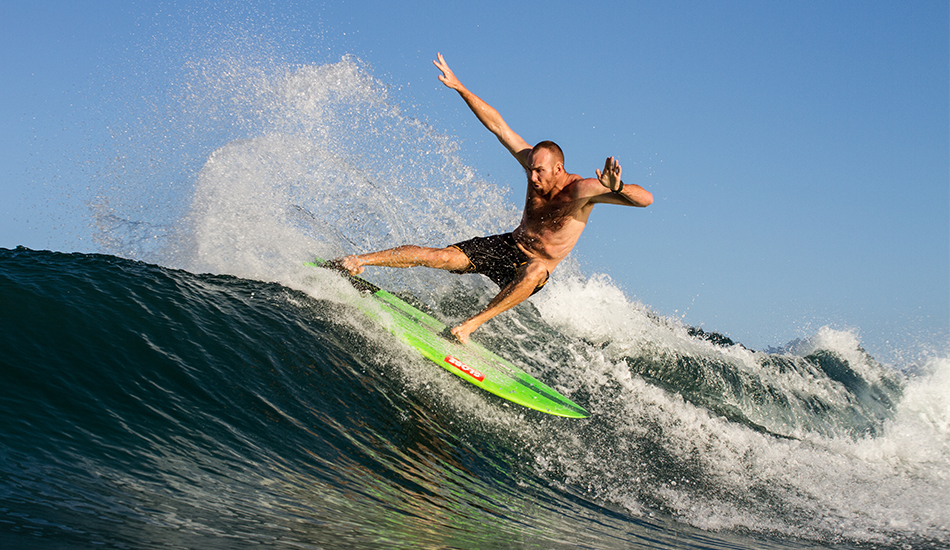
590,157,654,207
433,53,532,168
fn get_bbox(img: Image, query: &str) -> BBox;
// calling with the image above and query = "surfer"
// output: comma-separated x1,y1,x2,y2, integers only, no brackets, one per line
332,53,653,344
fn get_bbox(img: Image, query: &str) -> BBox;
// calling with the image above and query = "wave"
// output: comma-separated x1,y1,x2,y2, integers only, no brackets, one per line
2,247,947,548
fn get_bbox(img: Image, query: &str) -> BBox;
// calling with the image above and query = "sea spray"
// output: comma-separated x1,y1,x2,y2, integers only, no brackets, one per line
166,57,518,287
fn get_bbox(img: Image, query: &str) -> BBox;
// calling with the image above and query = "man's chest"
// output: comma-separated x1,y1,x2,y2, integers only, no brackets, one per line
525,192,591,227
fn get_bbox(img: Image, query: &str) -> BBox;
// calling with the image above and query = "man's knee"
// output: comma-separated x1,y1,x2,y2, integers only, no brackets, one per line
513,261,549,291
526,260,548,278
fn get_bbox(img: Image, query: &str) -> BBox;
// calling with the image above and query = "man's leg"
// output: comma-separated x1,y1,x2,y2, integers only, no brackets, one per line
334,245,471,275
450,260,548,344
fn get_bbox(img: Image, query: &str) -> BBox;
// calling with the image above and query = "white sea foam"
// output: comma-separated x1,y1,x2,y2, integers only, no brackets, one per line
528,268,948,543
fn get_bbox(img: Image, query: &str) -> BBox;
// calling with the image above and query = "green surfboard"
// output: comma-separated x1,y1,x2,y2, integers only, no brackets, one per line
308,259,589,418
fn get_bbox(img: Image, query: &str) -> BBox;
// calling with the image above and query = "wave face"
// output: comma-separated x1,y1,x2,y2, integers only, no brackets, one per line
2,247,948,549
8,53,948,549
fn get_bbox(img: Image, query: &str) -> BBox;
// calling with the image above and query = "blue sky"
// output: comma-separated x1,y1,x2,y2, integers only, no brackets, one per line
2,0,947,362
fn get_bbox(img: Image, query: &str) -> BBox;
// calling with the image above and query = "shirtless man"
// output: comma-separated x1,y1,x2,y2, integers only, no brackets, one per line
333,53,653,343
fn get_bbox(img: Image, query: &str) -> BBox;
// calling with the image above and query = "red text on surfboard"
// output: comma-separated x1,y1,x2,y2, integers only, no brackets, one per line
444,356,485,381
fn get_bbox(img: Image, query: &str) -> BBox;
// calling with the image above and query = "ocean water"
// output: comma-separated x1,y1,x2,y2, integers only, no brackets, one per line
3,54,948,549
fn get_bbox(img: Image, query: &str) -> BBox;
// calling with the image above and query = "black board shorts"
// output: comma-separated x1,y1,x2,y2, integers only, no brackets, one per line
449,233,548,295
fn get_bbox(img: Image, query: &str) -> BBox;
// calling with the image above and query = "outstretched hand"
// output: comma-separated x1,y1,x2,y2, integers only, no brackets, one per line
433,52,463,91
596,156,623,192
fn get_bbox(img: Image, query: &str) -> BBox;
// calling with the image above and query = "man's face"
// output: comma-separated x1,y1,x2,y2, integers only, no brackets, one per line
526,148,560,192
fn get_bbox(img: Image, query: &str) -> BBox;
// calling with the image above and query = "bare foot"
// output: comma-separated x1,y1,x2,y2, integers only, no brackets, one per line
450,323,475,345
327,256,364,275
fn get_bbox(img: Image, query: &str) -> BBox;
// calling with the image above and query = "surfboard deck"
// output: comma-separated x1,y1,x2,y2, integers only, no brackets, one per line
307,259,589,418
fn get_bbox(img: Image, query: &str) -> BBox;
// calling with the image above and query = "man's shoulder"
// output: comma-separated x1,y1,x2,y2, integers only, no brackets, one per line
562,173,594,189
566,175,607,197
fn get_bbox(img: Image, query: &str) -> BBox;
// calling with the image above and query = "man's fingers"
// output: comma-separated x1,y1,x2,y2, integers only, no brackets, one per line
434,52,449,71
602,157,621,175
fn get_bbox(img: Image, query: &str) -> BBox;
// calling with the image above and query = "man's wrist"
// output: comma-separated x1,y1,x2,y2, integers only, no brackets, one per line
612,180,625,194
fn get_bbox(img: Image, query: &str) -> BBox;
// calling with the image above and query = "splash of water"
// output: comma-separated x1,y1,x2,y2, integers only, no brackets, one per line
163,56,518,282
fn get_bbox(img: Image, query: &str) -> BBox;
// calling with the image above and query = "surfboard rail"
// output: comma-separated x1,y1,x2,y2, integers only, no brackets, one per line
307,259,589,418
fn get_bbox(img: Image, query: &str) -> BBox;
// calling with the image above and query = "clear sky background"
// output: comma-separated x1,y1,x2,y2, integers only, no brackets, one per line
2,0,947,363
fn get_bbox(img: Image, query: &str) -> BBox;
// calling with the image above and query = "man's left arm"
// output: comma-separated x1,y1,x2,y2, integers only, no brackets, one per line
590,156,654,207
